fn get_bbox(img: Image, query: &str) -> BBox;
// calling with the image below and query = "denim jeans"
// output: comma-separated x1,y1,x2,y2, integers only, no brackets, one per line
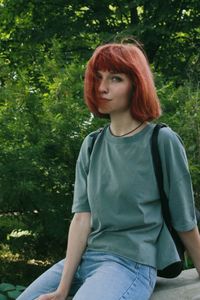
17,250,157,300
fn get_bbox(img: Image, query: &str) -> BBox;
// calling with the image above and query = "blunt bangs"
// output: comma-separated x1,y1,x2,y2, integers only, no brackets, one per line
93,46,132,75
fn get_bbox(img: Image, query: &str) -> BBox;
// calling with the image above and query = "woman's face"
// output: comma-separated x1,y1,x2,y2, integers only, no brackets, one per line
95,70,133,116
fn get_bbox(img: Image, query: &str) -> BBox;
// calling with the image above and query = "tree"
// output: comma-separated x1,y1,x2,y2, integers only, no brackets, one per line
156,73,200,208
0,0,199,261
0,51,101,259
0,0,199,80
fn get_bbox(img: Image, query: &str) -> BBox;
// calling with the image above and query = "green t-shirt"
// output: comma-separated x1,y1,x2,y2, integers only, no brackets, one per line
72,123,196,269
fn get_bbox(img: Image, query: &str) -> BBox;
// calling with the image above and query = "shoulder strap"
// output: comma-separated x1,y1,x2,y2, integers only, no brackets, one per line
151,123,172,230
88,127,104,155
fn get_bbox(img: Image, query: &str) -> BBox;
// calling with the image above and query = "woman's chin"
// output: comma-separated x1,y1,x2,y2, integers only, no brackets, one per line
98,107,110,114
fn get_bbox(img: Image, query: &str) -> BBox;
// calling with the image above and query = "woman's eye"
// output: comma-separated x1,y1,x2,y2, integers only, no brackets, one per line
111,76,122,82
95,73,102,80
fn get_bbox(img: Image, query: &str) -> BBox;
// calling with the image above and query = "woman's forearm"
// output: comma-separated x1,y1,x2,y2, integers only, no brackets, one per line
56,212,91,297
178,226,200,275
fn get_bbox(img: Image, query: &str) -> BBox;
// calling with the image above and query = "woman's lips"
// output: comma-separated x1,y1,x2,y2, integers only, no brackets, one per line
98,97,112,101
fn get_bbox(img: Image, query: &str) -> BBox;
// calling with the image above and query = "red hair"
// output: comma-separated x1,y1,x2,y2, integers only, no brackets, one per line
84,42,161,121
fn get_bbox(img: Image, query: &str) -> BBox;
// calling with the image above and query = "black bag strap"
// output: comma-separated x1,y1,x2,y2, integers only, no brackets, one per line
151,123,200,228
88,127,105,155
151,123,172,230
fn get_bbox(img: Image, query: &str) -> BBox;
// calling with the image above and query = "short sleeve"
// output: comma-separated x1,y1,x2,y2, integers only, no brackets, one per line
158,127,197,231
71,130,100,213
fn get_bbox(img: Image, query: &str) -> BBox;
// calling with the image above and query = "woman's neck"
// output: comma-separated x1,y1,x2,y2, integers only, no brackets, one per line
109,112,146,137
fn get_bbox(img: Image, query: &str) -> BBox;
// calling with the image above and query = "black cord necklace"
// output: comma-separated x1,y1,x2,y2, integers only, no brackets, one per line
109,122,144,137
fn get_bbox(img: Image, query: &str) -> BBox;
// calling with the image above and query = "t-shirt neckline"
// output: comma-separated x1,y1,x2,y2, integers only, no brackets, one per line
105,123,153,144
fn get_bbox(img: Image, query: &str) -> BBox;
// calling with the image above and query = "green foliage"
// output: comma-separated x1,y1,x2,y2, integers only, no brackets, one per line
0,215,26,242
0,46,96,259
184,254,195,270
0,0,199,284
0,283,25,300
0,0,199,81
156,75,200,208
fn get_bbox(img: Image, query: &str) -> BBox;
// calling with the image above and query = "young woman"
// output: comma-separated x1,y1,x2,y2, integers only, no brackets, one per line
17,41,200,300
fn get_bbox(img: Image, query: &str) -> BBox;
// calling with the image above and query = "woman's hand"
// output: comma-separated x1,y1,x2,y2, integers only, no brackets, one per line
37,290,67,300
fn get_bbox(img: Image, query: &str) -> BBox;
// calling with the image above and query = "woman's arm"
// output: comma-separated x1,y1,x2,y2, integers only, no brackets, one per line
178,226,200,276
58,212,91,296
38,212,91,300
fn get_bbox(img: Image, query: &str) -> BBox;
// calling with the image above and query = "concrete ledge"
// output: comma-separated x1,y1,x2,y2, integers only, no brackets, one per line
151,268,200,300
67,269,199,299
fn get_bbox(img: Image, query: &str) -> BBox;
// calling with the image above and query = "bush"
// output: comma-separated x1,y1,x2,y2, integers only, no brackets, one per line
156,75,200,208
0,283,26,300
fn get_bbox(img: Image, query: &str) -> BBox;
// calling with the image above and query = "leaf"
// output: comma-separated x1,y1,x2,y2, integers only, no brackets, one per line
0,293,8,300
7,290,22,299
15,286,26,292
0,284,15,292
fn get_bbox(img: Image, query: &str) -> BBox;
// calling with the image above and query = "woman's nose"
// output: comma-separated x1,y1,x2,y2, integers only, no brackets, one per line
98,79,109,93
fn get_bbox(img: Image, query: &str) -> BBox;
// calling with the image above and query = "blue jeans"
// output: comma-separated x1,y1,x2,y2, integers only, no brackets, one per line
17,250,157,300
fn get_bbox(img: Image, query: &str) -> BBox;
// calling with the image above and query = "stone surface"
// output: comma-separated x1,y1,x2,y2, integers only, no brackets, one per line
151,268,200,300
67,269,200,299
